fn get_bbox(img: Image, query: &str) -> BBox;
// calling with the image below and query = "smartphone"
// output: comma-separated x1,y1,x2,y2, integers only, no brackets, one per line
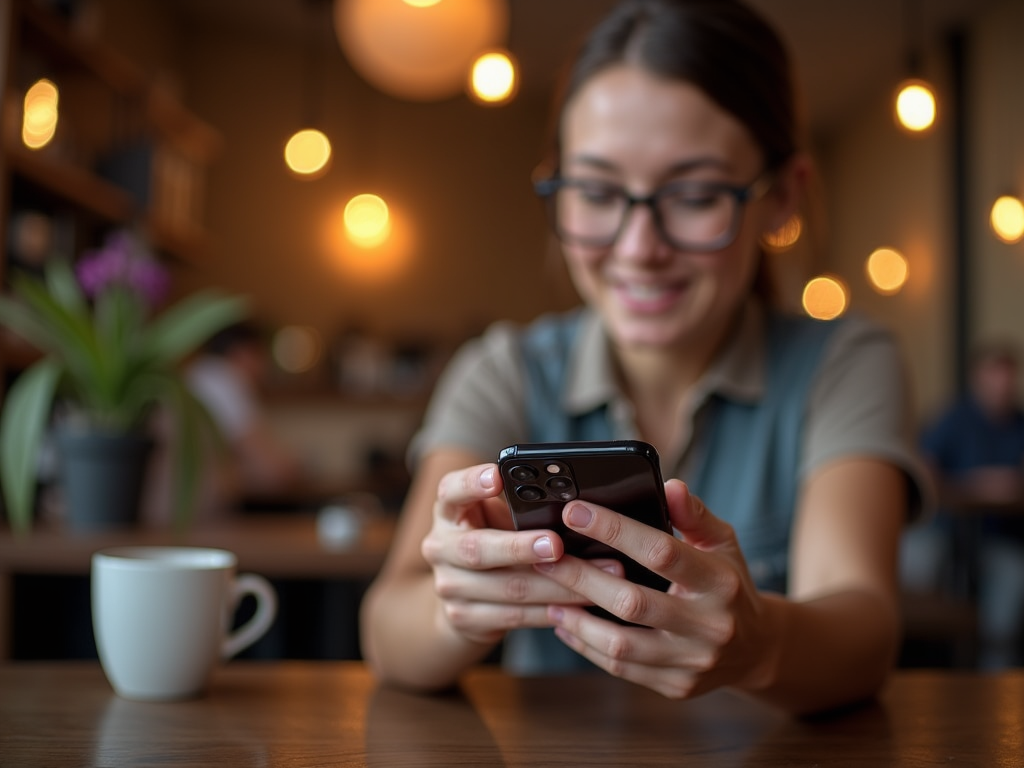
498,440,672,601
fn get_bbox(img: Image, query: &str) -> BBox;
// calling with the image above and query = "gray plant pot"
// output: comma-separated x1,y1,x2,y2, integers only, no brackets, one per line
56,430,153,532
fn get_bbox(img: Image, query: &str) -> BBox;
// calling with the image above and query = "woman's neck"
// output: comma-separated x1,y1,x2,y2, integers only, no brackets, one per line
611,309,743,457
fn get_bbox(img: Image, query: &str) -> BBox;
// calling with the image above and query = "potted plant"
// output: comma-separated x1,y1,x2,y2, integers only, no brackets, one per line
0,230,247,534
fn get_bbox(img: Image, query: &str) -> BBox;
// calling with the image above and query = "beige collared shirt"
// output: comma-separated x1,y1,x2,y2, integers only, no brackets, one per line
411,301,923,508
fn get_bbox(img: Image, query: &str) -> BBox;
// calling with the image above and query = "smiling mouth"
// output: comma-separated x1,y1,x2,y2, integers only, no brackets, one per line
613,279,687,312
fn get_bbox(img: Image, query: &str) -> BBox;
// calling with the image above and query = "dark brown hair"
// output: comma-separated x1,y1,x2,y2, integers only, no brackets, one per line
545,0,800,174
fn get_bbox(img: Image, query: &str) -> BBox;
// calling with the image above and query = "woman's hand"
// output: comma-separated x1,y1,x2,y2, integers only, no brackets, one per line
420,463,612,646
533,479,781,699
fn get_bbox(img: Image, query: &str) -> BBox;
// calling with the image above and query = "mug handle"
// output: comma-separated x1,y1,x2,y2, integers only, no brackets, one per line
222,573,278,659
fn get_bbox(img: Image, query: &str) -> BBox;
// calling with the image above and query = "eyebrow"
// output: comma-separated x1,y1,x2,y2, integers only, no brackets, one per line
563,155,734,177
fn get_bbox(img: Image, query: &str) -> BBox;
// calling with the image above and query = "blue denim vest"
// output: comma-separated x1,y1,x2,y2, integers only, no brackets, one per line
503,309,839,674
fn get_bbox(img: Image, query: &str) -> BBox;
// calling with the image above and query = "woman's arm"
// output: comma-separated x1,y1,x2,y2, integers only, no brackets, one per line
360,449,500,690
743,457,906,713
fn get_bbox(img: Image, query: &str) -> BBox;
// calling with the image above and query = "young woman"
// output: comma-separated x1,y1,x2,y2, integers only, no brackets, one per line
361,0,922,715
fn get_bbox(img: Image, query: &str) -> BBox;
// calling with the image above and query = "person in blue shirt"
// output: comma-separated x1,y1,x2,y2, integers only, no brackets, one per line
911,341,1024,667
362,0,923,713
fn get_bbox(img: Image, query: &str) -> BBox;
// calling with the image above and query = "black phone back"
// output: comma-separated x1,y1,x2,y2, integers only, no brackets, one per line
498,440,671,594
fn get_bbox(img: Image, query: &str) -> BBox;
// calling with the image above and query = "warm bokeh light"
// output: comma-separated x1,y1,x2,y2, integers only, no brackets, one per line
866,247,909,295
469,50,517,104
22,78,59,150
990,195,1024,244
802,276,848,320
762,213,803,252
326,198,413,281
284,128,332,178
272,325,323,374
895,79,937,133
403,0,442,6
335,0,508,101
344,194,391,247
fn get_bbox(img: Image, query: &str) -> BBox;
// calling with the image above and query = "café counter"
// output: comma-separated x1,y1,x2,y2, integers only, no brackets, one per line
2,662,1022,766
0,513,396,659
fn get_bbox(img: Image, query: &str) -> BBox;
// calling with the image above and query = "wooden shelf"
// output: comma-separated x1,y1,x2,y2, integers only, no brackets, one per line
4,135,135,222
18,1,146,98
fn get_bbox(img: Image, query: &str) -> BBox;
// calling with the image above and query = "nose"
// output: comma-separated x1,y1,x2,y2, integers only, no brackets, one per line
613,202,672,264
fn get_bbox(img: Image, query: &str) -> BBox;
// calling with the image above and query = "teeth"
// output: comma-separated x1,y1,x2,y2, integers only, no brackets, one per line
622,284,669,301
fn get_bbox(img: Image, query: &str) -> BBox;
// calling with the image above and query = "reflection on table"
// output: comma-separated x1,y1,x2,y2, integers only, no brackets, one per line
1,662,1022,767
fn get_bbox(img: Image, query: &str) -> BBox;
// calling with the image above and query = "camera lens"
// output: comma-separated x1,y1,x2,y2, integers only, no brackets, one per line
546,475,577,502
546,475,573,491
515,485,544,502
509,464,538,482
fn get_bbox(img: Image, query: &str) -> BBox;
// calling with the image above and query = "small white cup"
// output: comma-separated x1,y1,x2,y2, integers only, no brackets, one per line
91,546,277,701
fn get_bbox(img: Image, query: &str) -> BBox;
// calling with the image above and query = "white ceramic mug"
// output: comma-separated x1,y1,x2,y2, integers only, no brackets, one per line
91,546,277,701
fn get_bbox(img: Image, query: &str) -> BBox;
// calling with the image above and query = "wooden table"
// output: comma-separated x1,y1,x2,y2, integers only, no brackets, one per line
0,514,395,659
1,662,1022,766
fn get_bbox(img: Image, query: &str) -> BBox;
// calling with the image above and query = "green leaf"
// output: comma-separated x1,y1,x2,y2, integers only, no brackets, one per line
0,359,63,534
145,372,225,532
1,270,104,391
143,292,248,367
44,259,88,319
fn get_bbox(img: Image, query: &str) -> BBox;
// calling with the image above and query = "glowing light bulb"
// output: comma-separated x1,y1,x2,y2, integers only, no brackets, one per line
895,80,937,132
344,194,391,247
762,213,802,252
284,128,332,178
802,276,848,320
469,50,517,104
991,195,1024,244
22,79,59,149
866,247,909,295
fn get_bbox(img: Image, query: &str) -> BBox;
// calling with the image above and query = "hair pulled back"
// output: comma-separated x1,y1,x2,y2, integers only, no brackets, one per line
549,0,799,173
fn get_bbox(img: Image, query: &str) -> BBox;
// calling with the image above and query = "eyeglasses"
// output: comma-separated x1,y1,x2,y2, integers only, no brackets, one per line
533,172,774,251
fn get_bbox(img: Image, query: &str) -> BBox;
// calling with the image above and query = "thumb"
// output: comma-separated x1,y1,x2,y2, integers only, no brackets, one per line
665,479,737,552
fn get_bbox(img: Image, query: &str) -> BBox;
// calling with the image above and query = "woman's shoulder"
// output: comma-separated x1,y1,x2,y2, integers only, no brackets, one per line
455,307,590,366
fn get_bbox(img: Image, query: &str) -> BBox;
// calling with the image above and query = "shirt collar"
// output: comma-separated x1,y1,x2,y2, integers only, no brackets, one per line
562,302,769,416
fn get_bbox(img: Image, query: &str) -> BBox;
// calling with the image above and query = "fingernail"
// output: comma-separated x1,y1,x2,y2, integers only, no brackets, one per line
480,467,496,489
533,536,554,560
567,502,593,528
549,606,565,623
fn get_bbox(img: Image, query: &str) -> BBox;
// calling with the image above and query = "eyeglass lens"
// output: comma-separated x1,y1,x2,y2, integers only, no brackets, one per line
551,182,744,250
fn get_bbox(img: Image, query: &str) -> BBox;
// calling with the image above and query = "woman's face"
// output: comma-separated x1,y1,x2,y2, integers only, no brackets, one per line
559,65,789,353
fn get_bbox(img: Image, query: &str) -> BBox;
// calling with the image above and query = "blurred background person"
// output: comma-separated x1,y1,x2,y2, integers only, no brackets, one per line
185,321,306,515
904,340,1024,668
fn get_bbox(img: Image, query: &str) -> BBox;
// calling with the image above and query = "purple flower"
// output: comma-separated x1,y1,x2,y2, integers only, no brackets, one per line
76,231,170,308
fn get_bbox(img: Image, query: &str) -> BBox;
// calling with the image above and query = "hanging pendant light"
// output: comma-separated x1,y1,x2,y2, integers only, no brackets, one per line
988,7,1024,245
286,0,333,179
334,0,508,102
894,0,937,134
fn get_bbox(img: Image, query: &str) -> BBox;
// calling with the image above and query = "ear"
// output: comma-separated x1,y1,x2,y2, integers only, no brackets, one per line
763,152,812,234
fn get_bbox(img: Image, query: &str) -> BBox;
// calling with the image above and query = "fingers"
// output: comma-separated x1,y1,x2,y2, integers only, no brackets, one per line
665,480,738,551
435,561,602,610
435,463,502,523
547,606,713,700
557,485,737,594
422,519,565,571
